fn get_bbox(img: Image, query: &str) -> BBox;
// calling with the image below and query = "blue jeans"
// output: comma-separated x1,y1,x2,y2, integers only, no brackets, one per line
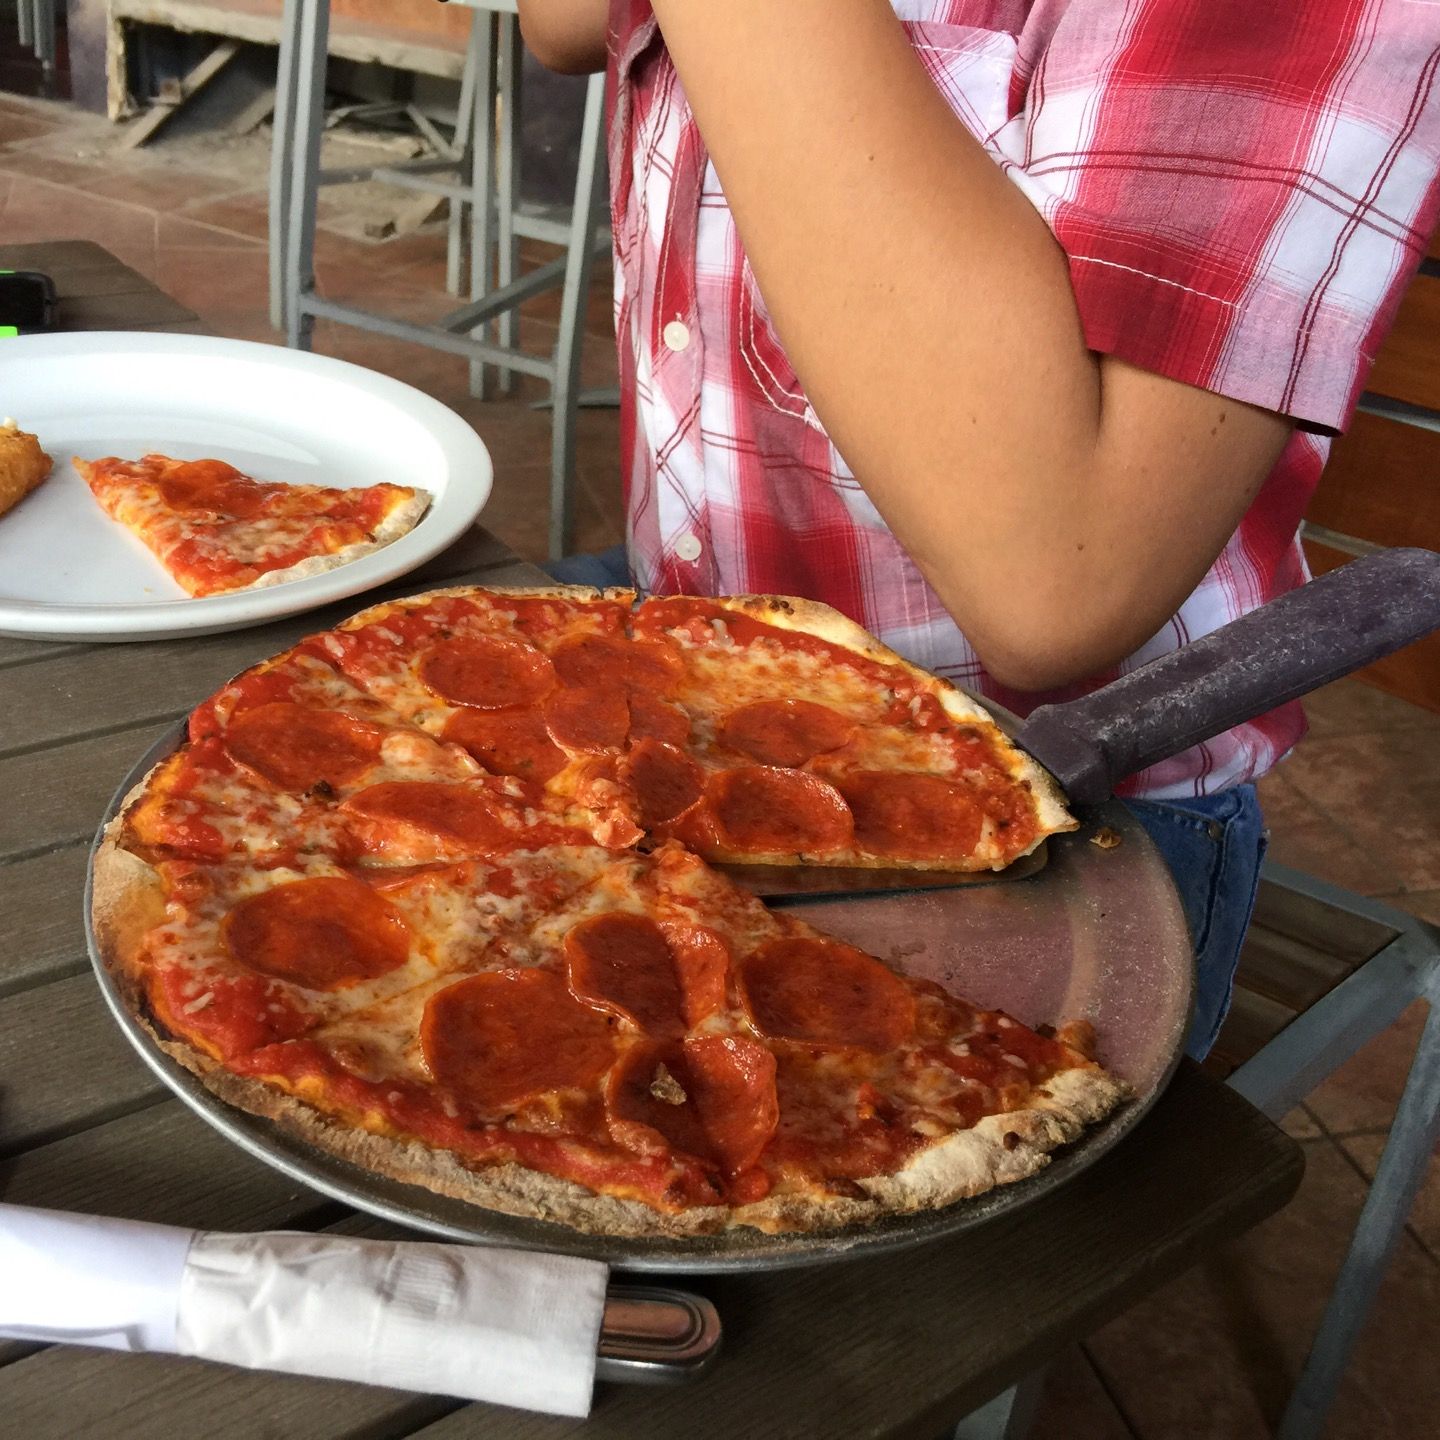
545,543,632,589
1123,786,1267,1060
546,549,1266,1061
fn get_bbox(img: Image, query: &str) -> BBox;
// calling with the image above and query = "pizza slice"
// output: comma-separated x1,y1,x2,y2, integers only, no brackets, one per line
316,585,677,847
624,594,1075,871
94,832,1128,1235
127,647,600,870
74,453,430,597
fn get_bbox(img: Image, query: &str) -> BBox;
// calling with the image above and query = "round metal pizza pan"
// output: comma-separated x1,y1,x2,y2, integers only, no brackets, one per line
86,722,1193,1274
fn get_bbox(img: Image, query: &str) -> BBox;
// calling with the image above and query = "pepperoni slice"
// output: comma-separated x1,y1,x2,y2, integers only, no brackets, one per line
224,701,385,792
156,459,271,518
606,1036,778,1177
709,768,853,855
620,741,705,827
718,700,854,768
340,781,516,857
627,694,690,746
838,771,984,861
564,913,729,1035
224,877,411,991
544,686,630,752
419,636,556,710
738,937,916,1051
442,707,567,782
421,970,615,1114
551,634,681,694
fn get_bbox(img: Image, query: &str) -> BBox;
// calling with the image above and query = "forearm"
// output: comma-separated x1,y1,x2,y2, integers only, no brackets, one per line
515,0,609,73
650,0,1288,688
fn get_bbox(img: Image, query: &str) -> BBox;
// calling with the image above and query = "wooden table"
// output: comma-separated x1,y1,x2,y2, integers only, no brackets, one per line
0,243,1305,1439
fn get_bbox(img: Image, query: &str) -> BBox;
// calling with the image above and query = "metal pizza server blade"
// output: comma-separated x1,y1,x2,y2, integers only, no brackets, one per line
721,845,1049,901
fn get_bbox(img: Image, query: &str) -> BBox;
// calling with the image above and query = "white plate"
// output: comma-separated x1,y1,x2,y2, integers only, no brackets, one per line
0,332,493,641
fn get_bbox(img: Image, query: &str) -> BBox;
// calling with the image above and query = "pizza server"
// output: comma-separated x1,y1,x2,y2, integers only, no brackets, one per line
746,546,1440,898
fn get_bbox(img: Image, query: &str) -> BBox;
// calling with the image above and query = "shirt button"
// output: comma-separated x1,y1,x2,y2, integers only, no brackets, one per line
663,320,691,352
675,533,703,562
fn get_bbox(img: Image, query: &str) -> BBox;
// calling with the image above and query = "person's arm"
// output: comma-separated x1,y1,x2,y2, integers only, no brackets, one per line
650,0,1292,691
515,0,609,74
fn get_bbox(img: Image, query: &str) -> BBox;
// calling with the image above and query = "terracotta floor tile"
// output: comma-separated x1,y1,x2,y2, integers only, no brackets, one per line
1305,999,1429,1135
1026,1345,1138,1440
1387,889,1440,926
153,248,270,320
0,146,117,191
1282,1105,1324,1140
1086,1137,1440,1440
81,165,237,215
479,460,622,565
1255,769,1397,896
177,190,272,243
156,212,265,252
1301,677,1440,740
1341,1131,1440,1261
0,111,62,147
0,175,157,269
1278,731,1440,893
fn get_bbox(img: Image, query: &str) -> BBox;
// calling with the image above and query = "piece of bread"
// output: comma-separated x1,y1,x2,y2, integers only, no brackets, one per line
0,419,52,518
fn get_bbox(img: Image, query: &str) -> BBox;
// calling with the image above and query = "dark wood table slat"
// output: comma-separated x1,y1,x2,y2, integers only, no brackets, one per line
0,535,536,756
0,1100,337,1233
403,1067,1302,1440
0,845,93,998
0,1348,461,1440
0,720,177,862
0,974,164,1155
0,638,94,667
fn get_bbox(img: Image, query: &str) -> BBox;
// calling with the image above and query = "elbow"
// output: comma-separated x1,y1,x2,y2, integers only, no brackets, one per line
517,20,606,75
955,595,1147,695
971,640,1101,695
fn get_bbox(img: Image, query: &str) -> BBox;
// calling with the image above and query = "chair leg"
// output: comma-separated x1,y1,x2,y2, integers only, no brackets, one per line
952,1370,1049,1440
447,14,482,299
468,11,498,400
268,0,304,332
284,0,330,352
547,70,607,562
1274,984,1440,1440
495,14,522,395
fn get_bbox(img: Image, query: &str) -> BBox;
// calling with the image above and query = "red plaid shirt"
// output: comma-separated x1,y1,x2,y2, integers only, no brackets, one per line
606,0,1440,798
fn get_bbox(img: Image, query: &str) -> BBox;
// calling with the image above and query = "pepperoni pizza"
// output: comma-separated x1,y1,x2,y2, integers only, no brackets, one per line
74,453,430,597
93,585,1128,1237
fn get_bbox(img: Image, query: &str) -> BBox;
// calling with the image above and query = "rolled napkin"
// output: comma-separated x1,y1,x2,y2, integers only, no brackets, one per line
0,1203,609,1417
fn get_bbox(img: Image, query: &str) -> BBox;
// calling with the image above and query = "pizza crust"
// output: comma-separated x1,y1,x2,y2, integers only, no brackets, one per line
244,490,432,592
334,582,639,633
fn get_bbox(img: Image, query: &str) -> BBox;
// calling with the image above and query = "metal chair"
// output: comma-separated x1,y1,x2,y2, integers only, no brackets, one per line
269,0,610,559
15,0,59,72
1224,865,1440,1440
958,862,1440,1439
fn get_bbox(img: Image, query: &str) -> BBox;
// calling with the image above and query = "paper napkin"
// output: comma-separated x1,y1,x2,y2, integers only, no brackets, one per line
0,1203,609,1417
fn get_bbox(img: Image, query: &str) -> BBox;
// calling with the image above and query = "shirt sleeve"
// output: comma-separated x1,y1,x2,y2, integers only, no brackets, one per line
991,0,1440,434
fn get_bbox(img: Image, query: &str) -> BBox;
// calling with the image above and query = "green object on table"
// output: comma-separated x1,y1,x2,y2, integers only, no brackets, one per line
0,326,18,338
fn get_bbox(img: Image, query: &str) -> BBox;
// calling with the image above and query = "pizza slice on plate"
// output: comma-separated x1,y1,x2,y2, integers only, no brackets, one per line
74,453,430,597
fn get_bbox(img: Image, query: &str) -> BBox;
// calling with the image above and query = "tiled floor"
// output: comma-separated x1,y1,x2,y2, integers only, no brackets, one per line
3,89,1438,1440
